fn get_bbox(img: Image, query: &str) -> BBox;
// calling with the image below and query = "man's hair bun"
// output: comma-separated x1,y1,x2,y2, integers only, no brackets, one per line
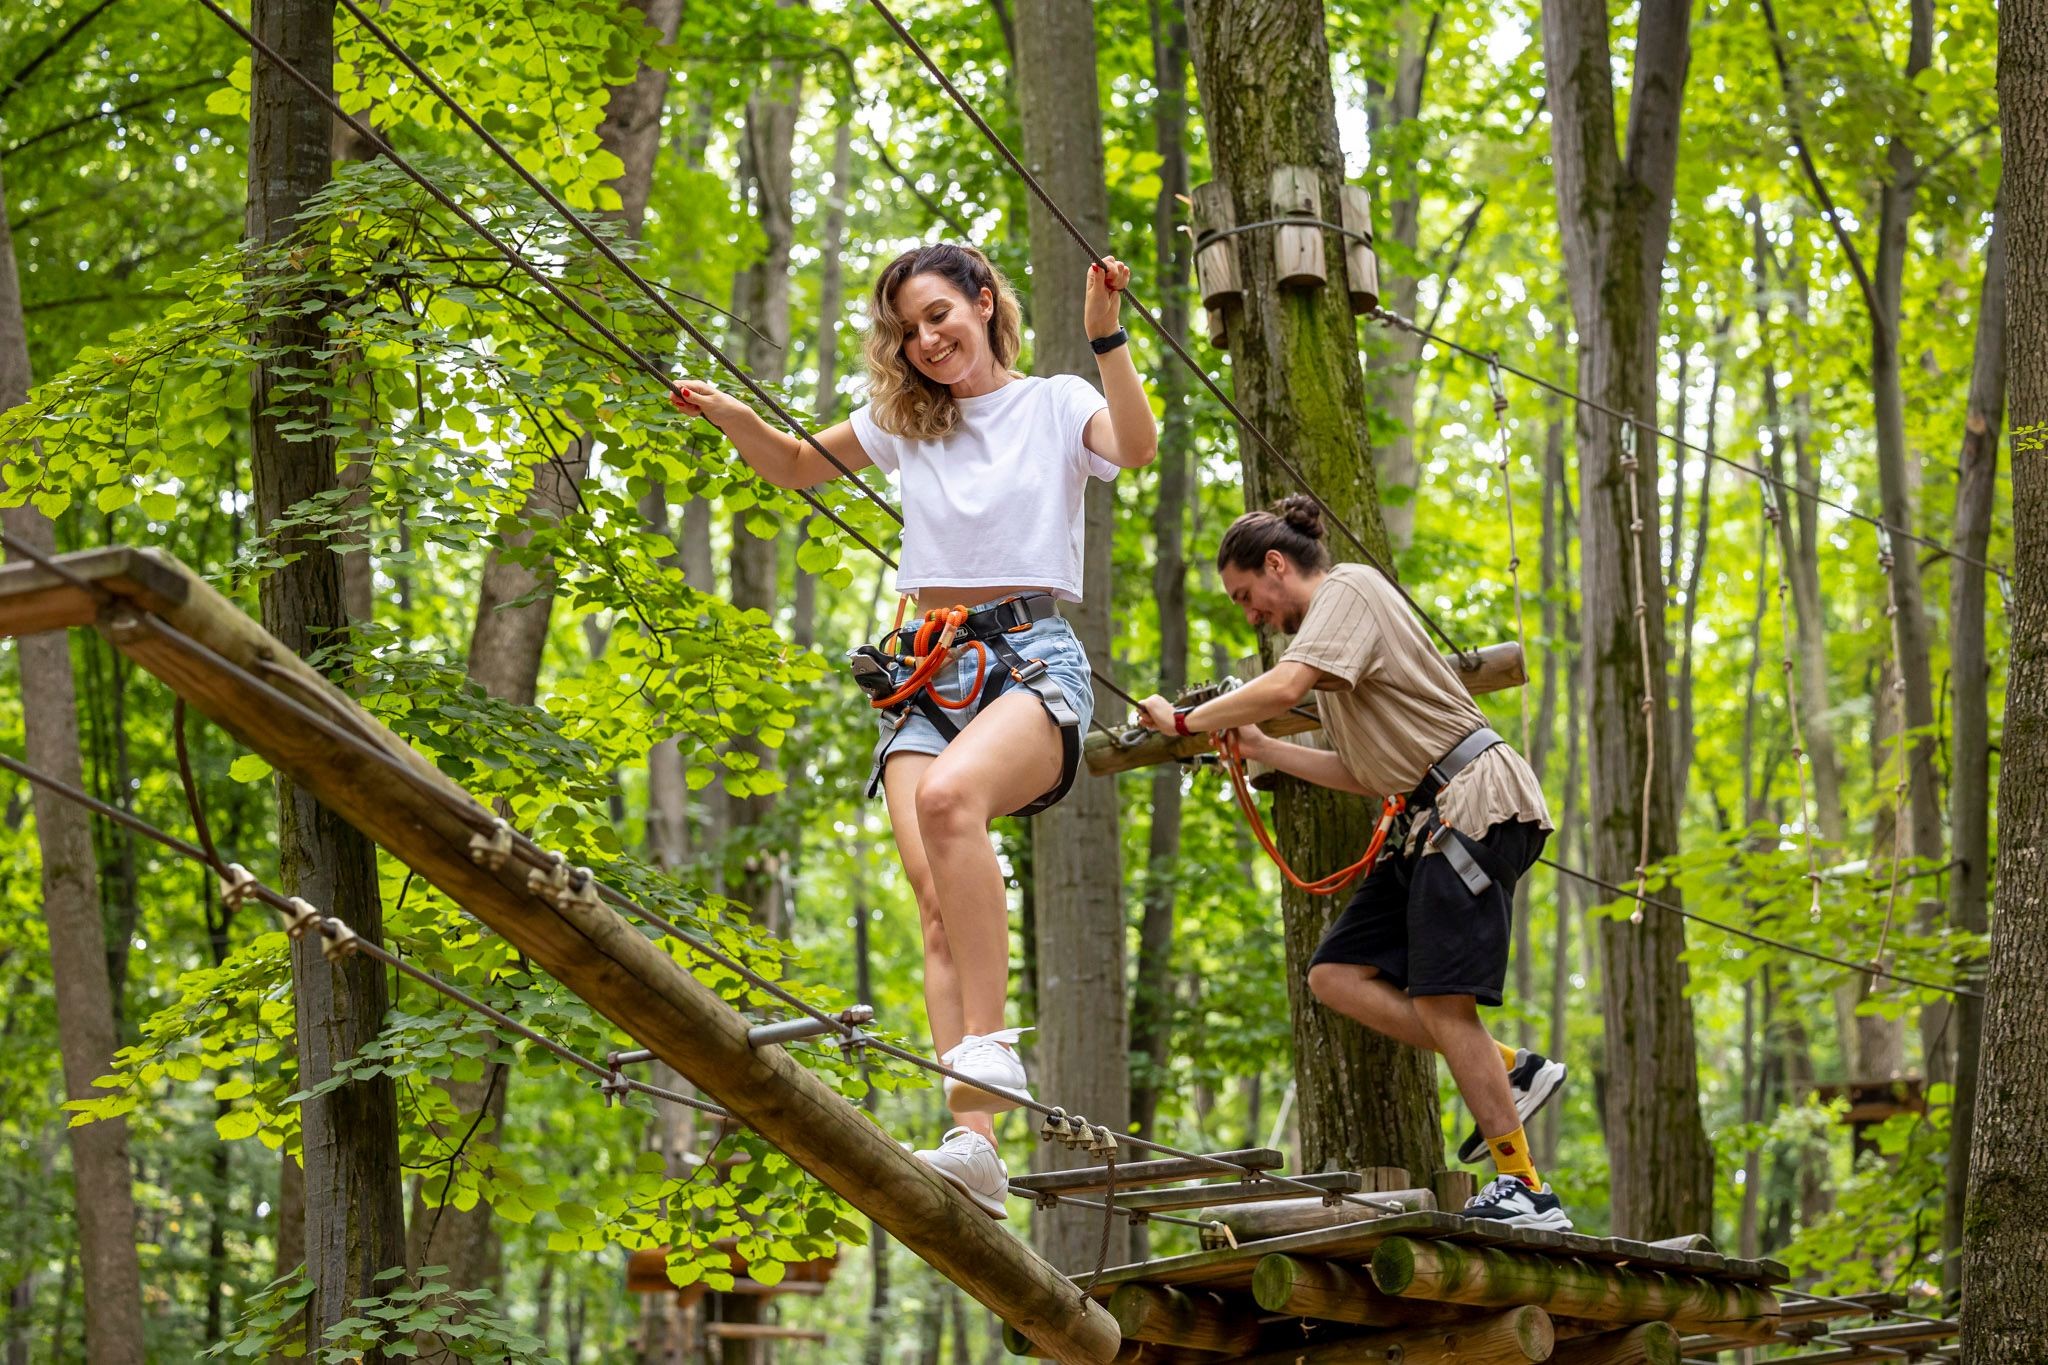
1275,494,1326,541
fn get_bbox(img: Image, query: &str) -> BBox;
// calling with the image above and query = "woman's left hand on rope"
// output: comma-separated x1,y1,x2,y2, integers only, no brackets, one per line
1085,256,1131,339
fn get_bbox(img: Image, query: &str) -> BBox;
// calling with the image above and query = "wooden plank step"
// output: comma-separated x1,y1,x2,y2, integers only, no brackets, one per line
1010,1147,1284,1197
1106,1170,1365,1215
0,545,188,636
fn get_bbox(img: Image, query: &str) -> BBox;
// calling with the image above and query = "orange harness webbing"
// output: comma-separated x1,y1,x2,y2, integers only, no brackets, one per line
870,601,991,713
1214,729,1407,897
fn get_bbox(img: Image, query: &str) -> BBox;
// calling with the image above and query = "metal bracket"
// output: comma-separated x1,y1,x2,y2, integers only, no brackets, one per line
282,896,323,940
467,818,514,870
747,1004,874,1049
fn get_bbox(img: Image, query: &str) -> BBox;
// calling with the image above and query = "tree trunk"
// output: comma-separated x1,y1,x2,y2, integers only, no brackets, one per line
1943,196,2004,1301
408,3,678,1287
1750,207,1846,847
1012,0,1129,1275
1538,0,1711,1237
1539,409,1573,1166
1186,0,1439,1180
1128,0,1192,1267
725,37,798,929
1961,4,2047,1347
0,164,148,1365
814,97,855,422
247,0,406,1346
1364,8,1433,552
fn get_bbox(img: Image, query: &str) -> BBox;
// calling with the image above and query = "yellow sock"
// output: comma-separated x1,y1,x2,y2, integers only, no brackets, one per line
1486,1127,1540,1189
1496,1040,1518,1071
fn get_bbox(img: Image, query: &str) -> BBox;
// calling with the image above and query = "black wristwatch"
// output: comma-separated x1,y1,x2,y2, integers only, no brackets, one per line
1089,328,1128,355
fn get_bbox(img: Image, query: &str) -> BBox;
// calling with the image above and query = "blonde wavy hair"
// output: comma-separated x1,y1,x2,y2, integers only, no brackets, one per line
862,243,1023,441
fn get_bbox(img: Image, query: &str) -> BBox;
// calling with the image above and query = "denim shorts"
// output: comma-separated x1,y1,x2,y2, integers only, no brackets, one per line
865,615,1095,801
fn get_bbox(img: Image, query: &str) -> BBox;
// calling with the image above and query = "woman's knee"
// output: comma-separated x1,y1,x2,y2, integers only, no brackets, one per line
914,767,989,841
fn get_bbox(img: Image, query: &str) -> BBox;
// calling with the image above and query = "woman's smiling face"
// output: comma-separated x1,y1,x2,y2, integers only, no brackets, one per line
894,271,994,388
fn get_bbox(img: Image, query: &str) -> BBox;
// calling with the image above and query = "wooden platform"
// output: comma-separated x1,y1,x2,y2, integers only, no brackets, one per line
1004,1210,1953,1363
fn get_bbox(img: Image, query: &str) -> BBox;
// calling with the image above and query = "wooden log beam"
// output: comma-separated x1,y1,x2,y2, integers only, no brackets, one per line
1208,1188,1434,1242
1370,1237,1779,1342
1235,1305,1555,1365
1110,1170,1366,1215
1251,1253,1477,1328
1106,1284,1260,1354
0,550,1120,1365
1549,1322,1680,1365
1082,642,1527,776
702,1322,830,1342
1002,1323,1221,1362
0,546,188,636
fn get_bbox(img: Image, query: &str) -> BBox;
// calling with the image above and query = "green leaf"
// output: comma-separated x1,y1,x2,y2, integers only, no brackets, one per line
215,1110,263,1141
229,754,274,783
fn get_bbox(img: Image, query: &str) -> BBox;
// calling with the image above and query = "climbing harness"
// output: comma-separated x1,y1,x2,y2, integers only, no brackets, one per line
849,592,1082,817
1214,723,1506,898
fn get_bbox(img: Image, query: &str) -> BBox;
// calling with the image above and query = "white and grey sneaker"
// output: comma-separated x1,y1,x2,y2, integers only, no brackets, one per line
1457,1049,1569,1164
914,1126,1011,1219
942,1027,1032,1114
1463,1174,1573,1231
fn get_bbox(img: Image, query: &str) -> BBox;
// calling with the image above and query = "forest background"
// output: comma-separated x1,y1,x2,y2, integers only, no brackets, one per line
0,0,2009,1360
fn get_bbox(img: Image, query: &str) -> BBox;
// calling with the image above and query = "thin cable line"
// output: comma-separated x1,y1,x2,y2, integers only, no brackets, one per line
189,0,899,573
1370,307,2010,585
0,743,730,1120
331,0,902,530
862,0,1479,667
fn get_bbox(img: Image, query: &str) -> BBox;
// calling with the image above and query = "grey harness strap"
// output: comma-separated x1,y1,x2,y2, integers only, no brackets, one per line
1409,726,1506,896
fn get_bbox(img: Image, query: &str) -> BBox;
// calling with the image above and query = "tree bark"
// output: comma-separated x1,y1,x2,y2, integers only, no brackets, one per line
1943,195,2004,1300
0,163,148,1365
1364,8,1434,552
1538,0,1712,1237
724,29,798,929
1128,0,1192,1267
1015,0,1129,1272
1187,0,1440,1180
247,0,407,1346
1960,0,2048,1345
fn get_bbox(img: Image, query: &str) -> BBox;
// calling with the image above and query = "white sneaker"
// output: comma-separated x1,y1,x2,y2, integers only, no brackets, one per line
941,1027,1032,1114
914,1127,1010,1219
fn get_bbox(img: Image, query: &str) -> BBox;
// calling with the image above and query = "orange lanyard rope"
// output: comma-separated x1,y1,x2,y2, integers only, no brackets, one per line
871,603,991,712
1213,729,1407,896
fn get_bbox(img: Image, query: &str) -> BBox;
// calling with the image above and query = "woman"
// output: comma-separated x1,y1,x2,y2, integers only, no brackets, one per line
672,243,1157,1217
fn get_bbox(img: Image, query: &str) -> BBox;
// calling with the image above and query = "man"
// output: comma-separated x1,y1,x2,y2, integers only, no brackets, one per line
1137,495,1571,1229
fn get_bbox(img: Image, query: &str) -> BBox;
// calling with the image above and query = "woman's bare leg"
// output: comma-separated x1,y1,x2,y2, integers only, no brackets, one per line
910,692,1063,1040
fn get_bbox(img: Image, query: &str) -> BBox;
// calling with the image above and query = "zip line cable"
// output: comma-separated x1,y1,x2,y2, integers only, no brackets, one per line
1369,307,2011,586
329,0,902,531
211,0,1165,731
189,0,900,575
861,0,1481,669
0,744,730,1120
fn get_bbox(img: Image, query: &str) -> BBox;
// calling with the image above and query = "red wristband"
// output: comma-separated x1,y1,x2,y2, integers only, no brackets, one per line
1173,709,1193,736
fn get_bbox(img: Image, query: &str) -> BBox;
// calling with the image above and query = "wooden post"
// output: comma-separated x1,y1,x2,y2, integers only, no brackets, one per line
0,549,1122,1365
1370,1237,1780,1342
1339,184,1379,313
1270,165,1325,287
1235,1305,1555,1365
1082,642,1529,777
1191,181,1239,350
1431,1169,1477,1212
1251,1254,1473,1327
1105,1284,1261,1354
1549,1322,1680,1365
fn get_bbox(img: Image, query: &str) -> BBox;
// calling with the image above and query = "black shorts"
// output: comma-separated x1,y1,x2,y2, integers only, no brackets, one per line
1308,819,1548,1006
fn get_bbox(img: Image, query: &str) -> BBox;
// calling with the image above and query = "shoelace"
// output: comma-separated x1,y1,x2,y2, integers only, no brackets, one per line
1471,1174,1532,1206
945,1026,1032,1069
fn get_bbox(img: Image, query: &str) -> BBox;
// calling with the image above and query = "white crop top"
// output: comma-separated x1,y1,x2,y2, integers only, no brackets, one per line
849,374,1117,603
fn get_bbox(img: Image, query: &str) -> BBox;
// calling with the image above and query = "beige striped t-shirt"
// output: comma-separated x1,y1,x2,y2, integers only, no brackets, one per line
1279,563,1550,849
